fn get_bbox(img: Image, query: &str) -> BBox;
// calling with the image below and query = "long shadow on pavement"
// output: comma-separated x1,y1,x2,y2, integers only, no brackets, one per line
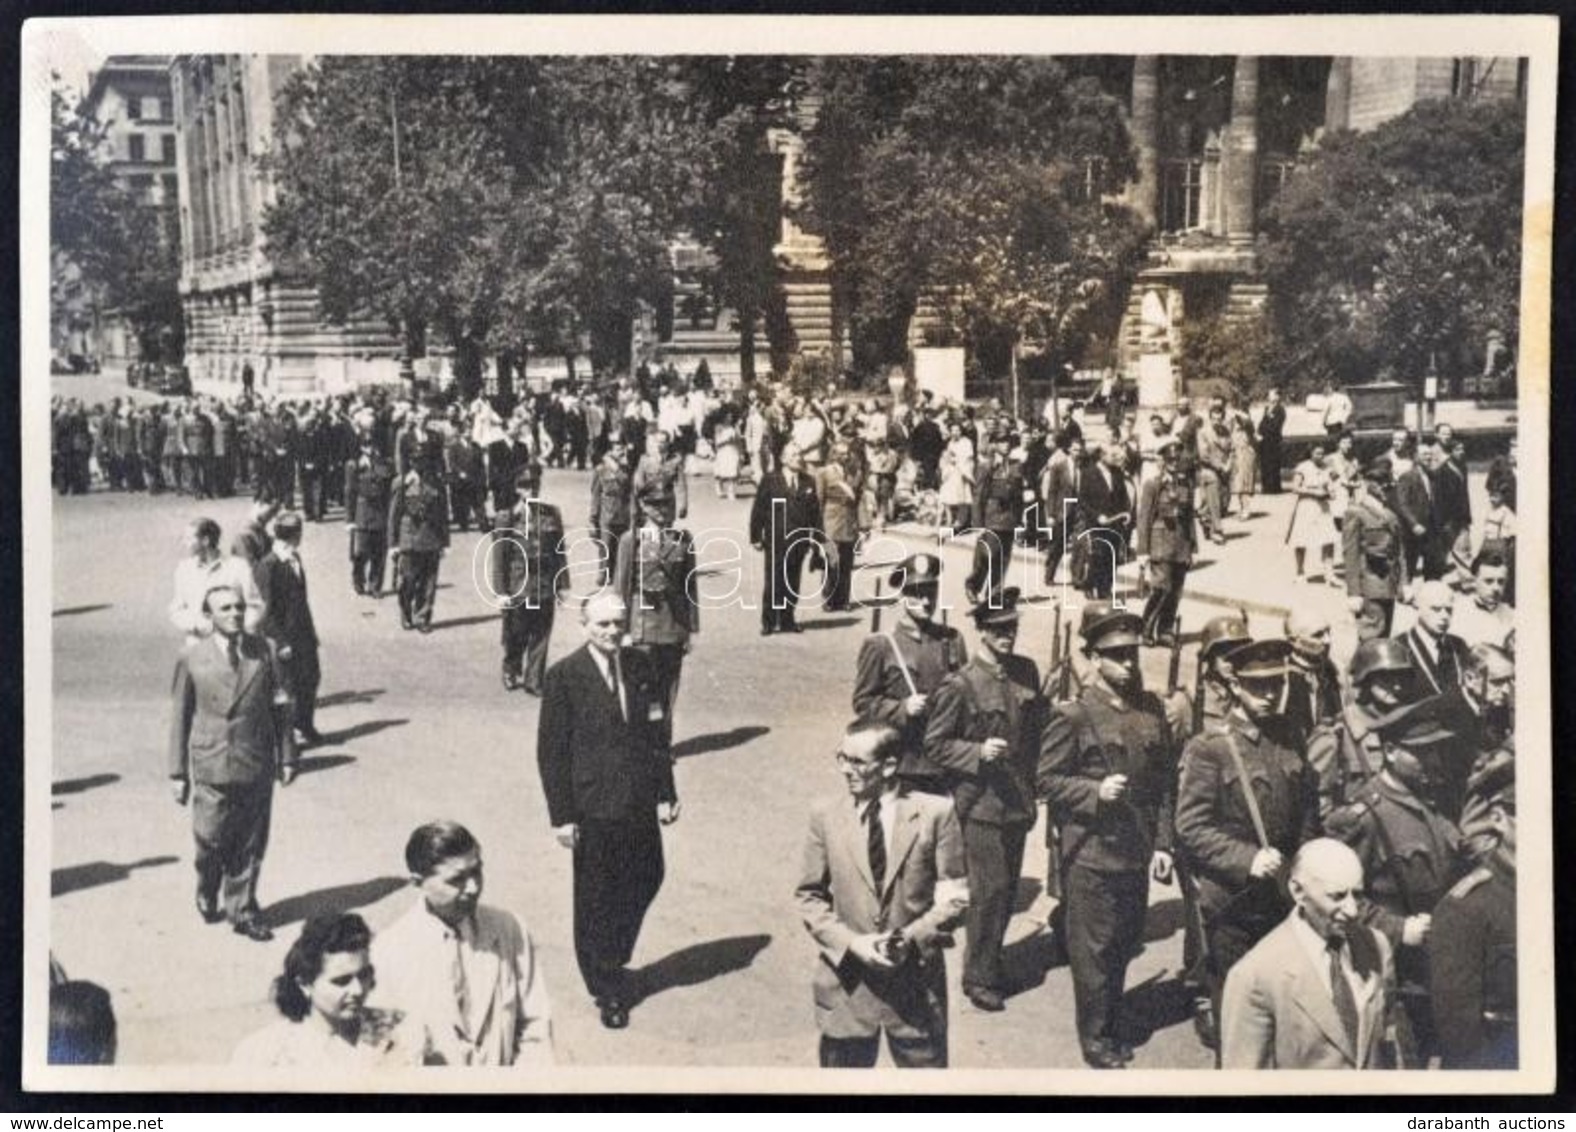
425,613,501,632
672,726,770,761
52,855,179,897
259,876,409,930
52,773,121,796
1116,971,1195,1046
798,616,861,632
316,688,386,709
317,718,408,746
630,933,772,1005
53,604,113,618
295,753,357,777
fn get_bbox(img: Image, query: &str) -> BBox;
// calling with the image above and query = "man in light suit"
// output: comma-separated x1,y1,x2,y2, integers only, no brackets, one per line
1222,838,1395,1069
168,583,296,942
795,720,969,1068
374,820,553,1066
537,592,680,1030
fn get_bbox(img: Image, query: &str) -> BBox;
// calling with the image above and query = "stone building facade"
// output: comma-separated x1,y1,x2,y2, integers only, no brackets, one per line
171,54,400,398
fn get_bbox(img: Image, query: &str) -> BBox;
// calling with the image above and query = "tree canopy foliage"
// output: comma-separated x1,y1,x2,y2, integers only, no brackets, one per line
50,80,183,362
796,57,1146,382
1259,96,1525,394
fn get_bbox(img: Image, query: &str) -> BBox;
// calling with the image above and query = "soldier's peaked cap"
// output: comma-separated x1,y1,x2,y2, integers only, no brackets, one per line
1225,638,1292,678
889,553,942,591
1375,702,1455,748
1079,602,1143,650
970,586,1022,626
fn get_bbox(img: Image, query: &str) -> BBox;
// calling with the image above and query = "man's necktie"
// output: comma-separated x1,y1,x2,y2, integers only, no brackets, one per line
865,800,886,893
1328,937,1360,1050
452,933,472,1040
227,639,240,671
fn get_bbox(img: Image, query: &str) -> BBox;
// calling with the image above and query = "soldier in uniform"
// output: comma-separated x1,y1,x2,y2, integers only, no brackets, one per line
629,428,688,529
1343,458,1408,637
1326,709,1468,1066
1192,615,1252,729
966,431,1027,603
589,438,633,587
1306,639,1419,819
1174,638,1320,1053
1038,604,1177,1068
851,553,967,794
387,459,450,632
615,494,700,737
1431,811,1517,1069
489,463,568,694
923,587,1044,1013
344,436,395,597
1135,436,1196,648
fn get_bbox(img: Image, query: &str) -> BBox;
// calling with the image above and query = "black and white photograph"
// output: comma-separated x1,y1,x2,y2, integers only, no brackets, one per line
20,14,1555,1095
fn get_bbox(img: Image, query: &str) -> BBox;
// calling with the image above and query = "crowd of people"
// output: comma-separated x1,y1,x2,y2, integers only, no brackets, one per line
48,364,1521,1075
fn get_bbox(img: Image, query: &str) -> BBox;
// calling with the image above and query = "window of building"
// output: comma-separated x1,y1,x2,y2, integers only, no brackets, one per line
161,135,176,164
128,133,145,162
1160,158,1203,233
163,174,178,203
142,96,165,121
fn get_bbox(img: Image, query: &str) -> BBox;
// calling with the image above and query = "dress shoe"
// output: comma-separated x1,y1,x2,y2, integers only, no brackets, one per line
759,626,774,637
598,999,630,1030
1082,1043,1128,1069
232,919,275,942
502,671,520,691
418,622,432,634
966,987,1006,1013
195,894,223,925
785,621,804,634
400,616,413,630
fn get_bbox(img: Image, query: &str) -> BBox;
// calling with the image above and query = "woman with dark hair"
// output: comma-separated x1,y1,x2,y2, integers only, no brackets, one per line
231,913,417,1067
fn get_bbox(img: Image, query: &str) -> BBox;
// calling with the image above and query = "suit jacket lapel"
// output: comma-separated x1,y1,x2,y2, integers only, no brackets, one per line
835,798,878,897
465,919,504,1046
881,800,923,902
1349,930,1383,1067
1286,934,1358,1065
1409,630,1444,695
232,638,264,709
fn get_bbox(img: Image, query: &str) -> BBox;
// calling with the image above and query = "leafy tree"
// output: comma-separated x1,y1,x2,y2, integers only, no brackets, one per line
797,58,1144,387
1259,96,1524,396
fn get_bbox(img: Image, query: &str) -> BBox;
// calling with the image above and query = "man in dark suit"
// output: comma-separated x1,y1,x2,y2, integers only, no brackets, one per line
748,444,827,636
537,592,680,1029
344,436,394,597
388,460,450,631
1076,442,1134,600
489,463,567,695
446,430,489,533
795,720,970,1068
168,582,297,942
255,512,322,745
1389,451,1438,580
1427,439,1472,580
1398,581,1471,699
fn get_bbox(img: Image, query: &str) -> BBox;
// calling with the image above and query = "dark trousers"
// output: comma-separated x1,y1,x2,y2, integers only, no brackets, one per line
1081,525,1127,600
829,540,856,609
968,529,1016,599
1043,526,1069,586
1141,559,1189,638
213,453,234,497
818,1030,946,1069
573,816,665,1002
142,453,164,492
595,526,628,587
351,531,388,595
632,643,684,738
502,601,556,693
1065,864,1148,1051
450,482,488,531
282,647,321,734
398,549,441,627
960,819,1028,994
761,541,812,631
299,467,325,521
191,777,273,924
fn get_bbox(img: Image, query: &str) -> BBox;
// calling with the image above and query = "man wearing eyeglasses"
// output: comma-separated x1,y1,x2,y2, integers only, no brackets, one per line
795,720,969,1068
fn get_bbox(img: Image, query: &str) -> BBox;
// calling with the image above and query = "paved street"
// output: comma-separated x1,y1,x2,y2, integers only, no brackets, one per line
49,451,1230,1075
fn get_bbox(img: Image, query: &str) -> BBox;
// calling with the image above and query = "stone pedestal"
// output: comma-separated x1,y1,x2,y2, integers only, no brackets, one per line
1138,350,1179,409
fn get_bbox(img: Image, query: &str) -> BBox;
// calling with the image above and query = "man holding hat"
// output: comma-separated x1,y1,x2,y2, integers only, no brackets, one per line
924,587,1046,1013
1175,636,1320,1051
1307,638,1419,819
1135,435,1197,647
1039,602,1177,1067
1327,705,1468,1065
1343,458,1408,636
851,552,967,793
489,462,568,694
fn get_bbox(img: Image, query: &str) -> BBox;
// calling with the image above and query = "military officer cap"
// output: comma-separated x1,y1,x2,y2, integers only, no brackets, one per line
889,552,943,593
1350,638,1414,684
1199,614,1251,662
1079,602,1143,651
1375,703,1455,749
970,585,1022,627
1224,638,1292,678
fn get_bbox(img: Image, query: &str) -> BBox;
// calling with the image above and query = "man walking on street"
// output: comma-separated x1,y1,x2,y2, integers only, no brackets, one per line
1135,436,1195,648
388,460,450,632
255,512,322,746
345,436,394,597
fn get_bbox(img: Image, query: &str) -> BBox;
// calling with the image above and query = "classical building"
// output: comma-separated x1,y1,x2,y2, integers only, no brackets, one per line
57,56,178,367
170,54,399,397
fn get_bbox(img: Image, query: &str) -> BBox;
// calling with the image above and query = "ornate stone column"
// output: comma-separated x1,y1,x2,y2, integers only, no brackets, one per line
1129,56,1160,229
1223,55,1259,246
1325,57,1352,132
